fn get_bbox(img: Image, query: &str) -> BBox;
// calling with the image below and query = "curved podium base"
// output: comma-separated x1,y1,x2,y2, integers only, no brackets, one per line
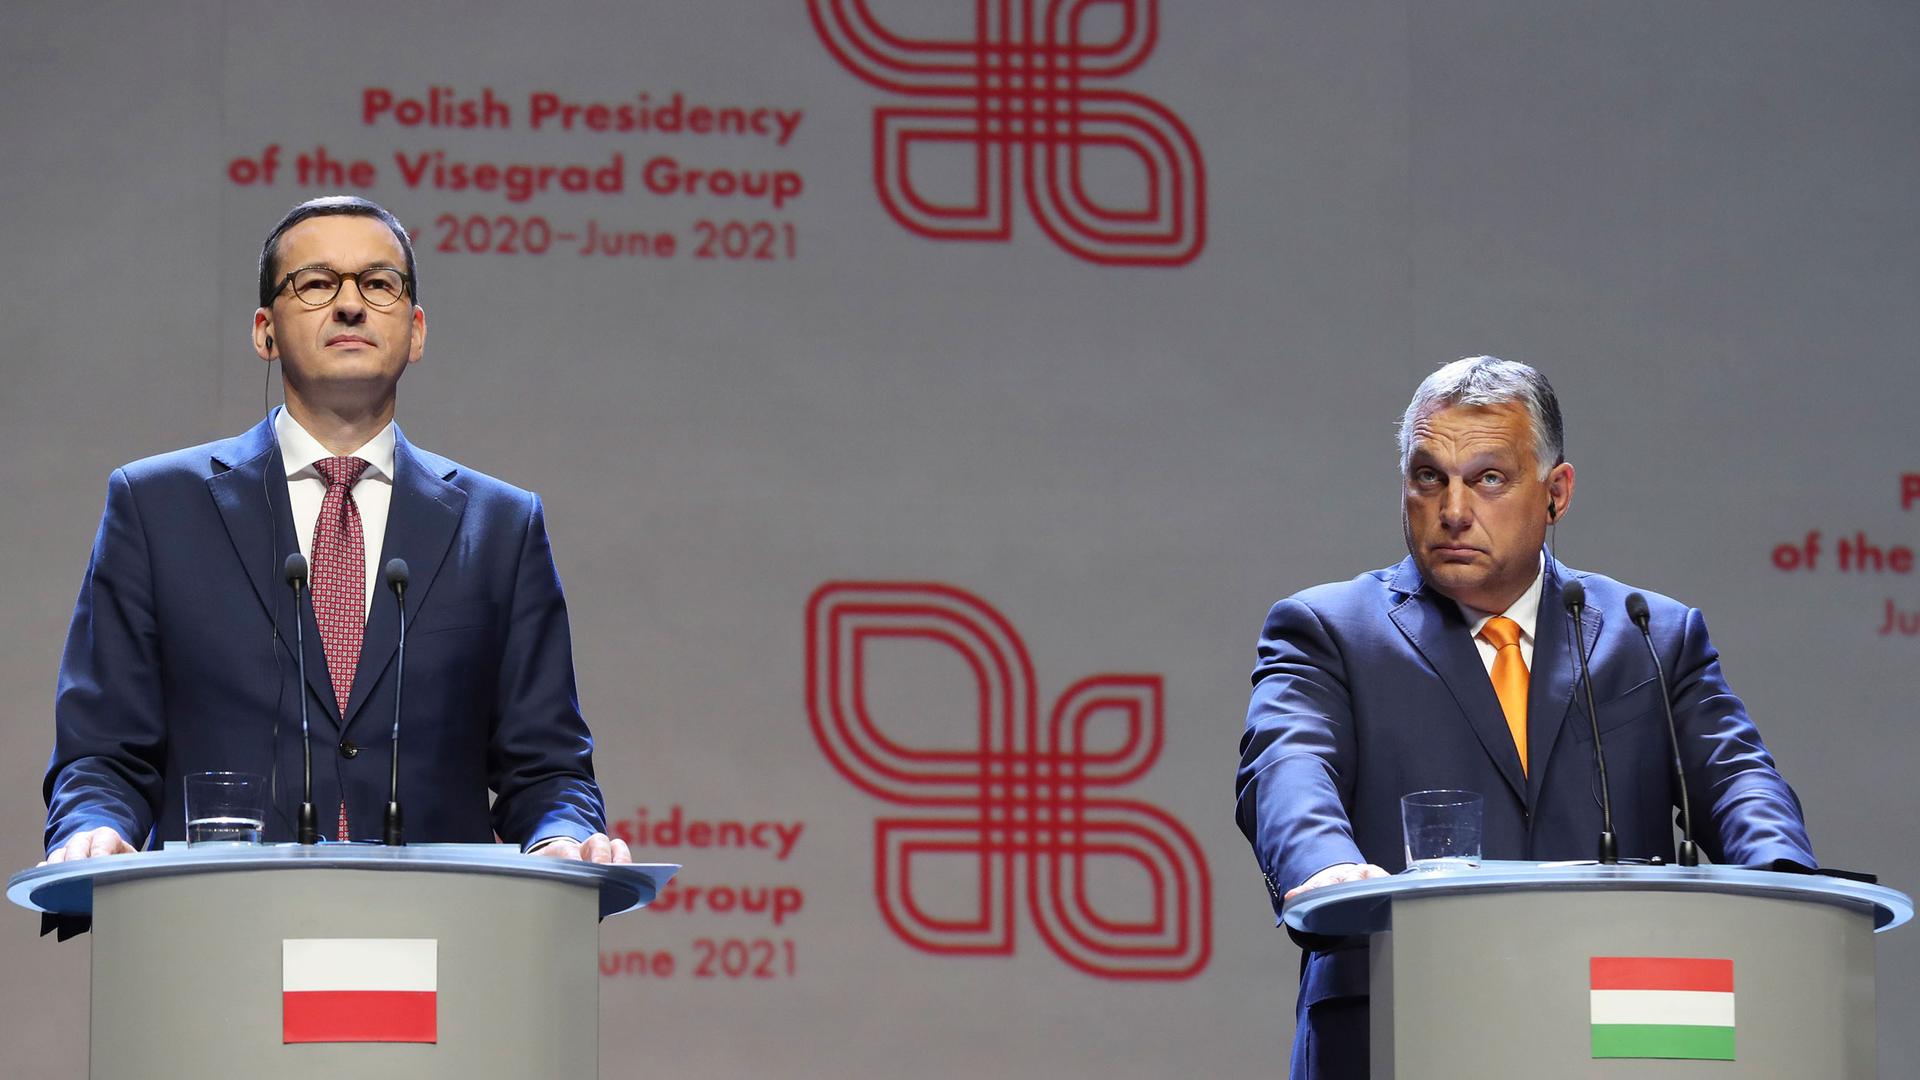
95,867,596,1079
1285,862,1910,1080
9,845,678,1080
1373,888,1873,1079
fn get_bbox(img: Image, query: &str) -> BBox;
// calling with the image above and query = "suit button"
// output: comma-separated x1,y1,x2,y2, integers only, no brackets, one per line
339,740,359,759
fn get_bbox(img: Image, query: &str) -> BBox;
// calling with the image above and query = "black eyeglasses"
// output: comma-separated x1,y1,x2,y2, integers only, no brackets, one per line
274,265,411,309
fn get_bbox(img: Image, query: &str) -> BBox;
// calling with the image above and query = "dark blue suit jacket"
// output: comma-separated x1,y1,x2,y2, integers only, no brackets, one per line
1235,554,1813,1079
45,413,607,853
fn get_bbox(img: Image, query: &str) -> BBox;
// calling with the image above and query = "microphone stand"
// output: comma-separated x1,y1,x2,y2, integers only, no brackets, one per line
383,559,410,846
284,554,318,845
1627,593,1700,867
1562,580,1617,864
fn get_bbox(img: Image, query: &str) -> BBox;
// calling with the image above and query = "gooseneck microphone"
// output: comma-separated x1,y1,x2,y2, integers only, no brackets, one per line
1625,592,1701,867
1562,580,1618,864
382,558,410,847
283,554,319,845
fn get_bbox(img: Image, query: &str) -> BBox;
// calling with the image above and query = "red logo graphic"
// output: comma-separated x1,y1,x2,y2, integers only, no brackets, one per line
806,582,1211,979
808,1,1206,265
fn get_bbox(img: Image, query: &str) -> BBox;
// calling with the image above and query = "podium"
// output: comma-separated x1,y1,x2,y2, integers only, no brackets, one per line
7,845,679,1080
1284,861,1911,1079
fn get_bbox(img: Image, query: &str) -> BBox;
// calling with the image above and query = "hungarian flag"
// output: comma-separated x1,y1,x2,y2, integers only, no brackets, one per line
283,938,438,1044
1589,956,1734,1060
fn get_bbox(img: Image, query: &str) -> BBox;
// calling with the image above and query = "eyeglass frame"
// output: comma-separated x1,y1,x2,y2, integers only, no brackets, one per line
270,264,415,310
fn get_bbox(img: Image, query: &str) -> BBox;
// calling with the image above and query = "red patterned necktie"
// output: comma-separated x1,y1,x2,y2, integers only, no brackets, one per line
311,455,370,841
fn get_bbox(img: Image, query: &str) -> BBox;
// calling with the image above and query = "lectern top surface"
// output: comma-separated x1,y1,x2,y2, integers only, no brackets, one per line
6,843,681,920
1282,860,1912,938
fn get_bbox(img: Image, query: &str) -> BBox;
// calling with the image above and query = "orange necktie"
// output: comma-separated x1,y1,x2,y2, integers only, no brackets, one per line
1480,616,1529,774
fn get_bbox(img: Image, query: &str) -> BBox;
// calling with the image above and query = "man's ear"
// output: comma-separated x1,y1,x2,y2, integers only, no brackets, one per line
252,309,276,361
406,303,426,365
1547,461,1576,521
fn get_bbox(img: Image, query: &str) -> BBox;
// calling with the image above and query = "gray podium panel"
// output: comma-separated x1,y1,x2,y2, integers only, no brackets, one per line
1372,890,1875,1080
8,846,680,1080
91,867,597,1080
1285,863,1911,1080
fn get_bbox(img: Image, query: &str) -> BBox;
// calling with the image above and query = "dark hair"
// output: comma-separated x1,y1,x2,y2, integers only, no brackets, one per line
257,195,419,308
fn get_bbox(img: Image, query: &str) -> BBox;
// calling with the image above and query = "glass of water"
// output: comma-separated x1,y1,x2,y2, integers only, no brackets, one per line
1400,789,1483,870
184,772,266,845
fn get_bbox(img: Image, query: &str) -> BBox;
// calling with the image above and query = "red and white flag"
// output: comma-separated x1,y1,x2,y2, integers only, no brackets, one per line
282,938,438,1044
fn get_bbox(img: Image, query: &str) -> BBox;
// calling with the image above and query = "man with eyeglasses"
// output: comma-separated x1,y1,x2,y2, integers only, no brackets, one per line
42,195,630,875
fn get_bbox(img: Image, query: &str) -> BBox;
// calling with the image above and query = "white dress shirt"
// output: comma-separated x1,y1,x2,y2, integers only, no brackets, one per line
274,408,395,620
1454,554,1546,674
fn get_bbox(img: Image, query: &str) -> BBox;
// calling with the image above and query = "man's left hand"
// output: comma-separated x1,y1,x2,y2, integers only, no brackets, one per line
530,832,632,864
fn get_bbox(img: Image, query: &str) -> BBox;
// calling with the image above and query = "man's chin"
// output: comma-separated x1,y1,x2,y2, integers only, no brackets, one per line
1416,562,1487,601
283,370,405,414
295,367,404,392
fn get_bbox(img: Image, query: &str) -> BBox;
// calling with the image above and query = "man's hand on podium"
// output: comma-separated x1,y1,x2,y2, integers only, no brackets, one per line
1284,862,1390,900
39,826,136,866
530,832,633,864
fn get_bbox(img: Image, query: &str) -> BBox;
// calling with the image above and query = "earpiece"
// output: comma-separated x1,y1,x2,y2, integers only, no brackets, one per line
1546,499,1558,522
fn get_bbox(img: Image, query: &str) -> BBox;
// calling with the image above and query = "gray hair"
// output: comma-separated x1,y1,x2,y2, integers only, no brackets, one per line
1397,356,1564,477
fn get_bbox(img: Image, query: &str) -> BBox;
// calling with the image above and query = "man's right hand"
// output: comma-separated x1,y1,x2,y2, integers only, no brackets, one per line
1284,861,1391,900
40,826,136,866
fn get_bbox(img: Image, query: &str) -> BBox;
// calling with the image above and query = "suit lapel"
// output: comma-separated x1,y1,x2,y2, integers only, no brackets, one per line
206,414,341,724
1529,559,1603,805
206,417,291,630
1385,558,1528,805
341,426,467,734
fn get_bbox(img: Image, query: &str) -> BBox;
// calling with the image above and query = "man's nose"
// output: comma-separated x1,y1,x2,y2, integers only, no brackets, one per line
330,288,368,323
1438,479,1472,530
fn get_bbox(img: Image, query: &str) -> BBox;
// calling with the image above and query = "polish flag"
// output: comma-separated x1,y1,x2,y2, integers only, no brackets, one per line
283,938,437,1043
1589,956,1734,1060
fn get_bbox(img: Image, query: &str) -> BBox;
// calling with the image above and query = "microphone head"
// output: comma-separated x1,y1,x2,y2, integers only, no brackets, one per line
1561,578,1586,613
1624,591,1651,628
283,553,309,585
384,558,411,592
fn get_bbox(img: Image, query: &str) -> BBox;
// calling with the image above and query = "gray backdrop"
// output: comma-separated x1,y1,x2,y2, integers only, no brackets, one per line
3,2,1915,1076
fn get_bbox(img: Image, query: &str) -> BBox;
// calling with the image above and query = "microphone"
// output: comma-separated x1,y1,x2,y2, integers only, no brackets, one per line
1562,580,1617,864
382,559,410,846
1625,592,1700,867
283,553,318,845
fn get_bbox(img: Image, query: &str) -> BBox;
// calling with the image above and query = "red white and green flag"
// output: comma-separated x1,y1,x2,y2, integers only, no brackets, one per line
282,938,438,1044
1589,956,1734,1060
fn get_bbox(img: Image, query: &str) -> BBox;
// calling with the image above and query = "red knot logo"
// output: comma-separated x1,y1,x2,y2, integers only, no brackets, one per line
807,582,1211,979
809,1,1206,265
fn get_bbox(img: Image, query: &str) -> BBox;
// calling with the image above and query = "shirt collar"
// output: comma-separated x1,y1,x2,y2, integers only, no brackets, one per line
273,406,396,483
1456,552,1547,644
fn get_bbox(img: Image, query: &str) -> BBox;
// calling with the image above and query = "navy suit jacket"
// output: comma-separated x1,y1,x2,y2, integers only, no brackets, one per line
1235,554,1813,1079
45,413,607,854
